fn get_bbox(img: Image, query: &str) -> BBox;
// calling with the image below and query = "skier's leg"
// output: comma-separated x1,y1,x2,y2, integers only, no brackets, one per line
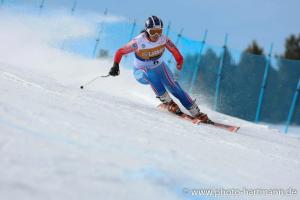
159,62,194,108
133,67,167,97
134,67,181,114
159,63,208,120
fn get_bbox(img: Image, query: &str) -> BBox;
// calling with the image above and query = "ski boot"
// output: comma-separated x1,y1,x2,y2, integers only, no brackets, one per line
167,100,182,114
188,101,209,123
157,92,182,115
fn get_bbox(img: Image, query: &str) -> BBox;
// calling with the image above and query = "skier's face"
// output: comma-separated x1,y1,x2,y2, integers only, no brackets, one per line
147,28,162,42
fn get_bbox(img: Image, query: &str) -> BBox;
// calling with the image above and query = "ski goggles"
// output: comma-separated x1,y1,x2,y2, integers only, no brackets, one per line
147,28,163,36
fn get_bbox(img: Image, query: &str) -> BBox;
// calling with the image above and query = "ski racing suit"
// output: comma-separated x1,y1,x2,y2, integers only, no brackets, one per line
114,32,194,110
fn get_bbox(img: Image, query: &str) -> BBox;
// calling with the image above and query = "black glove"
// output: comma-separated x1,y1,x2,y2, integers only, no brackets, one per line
109,62,120,76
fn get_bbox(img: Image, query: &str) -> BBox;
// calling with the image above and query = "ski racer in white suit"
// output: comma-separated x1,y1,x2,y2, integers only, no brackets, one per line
109,15,208,121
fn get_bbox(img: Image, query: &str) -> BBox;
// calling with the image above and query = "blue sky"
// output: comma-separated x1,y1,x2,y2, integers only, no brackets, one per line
8,0,300,54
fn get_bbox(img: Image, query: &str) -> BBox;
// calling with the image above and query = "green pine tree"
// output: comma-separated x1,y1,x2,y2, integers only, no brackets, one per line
245,40,264,55
283,34,300,60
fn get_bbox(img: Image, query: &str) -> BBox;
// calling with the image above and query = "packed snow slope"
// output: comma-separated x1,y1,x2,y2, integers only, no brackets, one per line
0,7,300,200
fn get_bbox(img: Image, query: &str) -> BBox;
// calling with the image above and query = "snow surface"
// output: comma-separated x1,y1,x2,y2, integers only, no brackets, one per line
0,7,300,200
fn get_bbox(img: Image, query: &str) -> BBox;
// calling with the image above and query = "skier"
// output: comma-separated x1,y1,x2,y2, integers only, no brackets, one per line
108,15,208,121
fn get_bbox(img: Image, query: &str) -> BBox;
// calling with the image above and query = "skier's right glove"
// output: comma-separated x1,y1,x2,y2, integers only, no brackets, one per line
109,62,120,76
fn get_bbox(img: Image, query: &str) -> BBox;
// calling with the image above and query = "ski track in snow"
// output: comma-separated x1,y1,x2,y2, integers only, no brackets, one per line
0,8,300,200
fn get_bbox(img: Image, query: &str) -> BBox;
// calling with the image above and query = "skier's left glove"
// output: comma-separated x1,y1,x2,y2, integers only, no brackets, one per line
109,62,120,76
176,63,183,70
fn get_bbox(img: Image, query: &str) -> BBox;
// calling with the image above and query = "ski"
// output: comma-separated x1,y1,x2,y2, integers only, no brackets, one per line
158,103,240,133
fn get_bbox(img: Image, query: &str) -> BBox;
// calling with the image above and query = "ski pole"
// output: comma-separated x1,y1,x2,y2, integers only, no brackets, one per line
80,74,110,89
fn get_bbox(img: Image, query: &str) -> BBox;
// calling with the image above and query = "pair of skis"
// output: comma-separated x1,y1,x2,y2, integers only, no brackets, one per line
158,103,240,133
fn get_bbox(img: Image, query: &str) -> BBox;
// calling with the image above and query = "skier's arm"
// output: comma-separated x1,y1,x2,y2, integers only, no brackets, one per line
114,40,138,64
109,40,138,76
166,38,183,70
